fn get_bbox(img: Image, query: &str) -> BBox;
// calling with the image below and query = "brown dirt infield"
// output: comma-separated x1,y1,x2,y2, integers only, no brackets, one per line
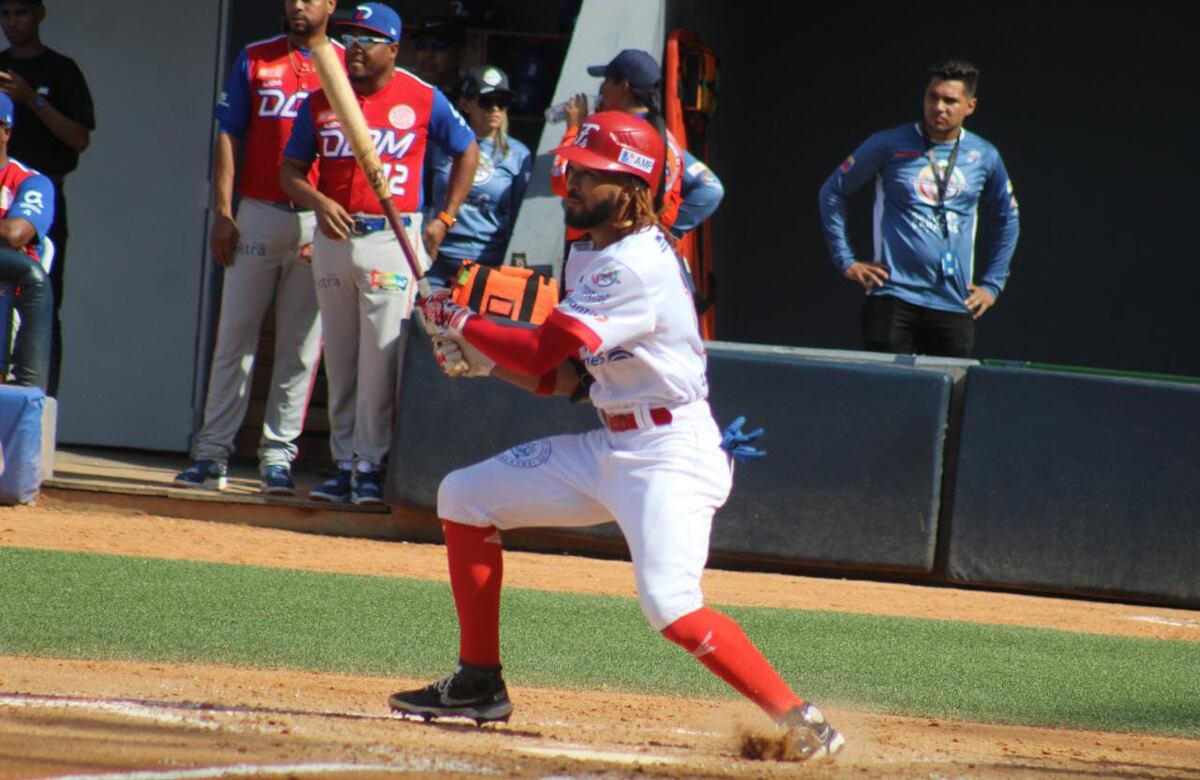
2,503,1198,778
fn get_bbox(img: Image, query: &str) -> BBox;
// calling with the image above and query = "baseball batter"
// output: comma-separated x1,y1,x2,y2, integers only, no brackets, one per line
280,3,477,505
175,0,342,495
391,111,844,760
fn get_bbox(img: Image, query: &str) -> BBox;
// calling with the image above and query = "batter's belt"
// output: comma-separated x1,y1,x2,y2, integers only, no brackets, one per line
597,407,673,432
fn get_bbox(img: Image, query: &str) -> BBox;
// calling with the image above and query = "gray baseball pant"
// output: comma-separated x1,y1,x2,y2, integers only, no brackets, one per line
311,214,427,469
192,198,322,468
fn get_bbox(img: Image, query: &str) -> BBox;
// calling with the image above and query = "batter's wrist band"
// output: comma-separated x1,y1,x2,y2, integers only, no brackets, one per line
437,211,458,229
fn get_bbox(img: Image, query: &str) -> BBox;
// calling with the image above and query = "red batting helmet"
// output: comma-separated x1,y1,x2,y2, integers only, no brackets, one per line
551,111,665,192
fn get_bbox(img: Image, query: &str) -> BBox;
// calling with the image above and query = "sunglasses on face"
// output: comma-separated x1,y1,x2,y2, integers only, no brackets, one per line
413,38,449,52
341,33,391,51
477,95,512,111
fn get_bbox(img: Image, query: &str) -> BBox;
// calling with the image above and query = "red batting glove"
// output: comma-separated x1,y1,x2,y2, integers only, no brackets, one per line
417,290,473,336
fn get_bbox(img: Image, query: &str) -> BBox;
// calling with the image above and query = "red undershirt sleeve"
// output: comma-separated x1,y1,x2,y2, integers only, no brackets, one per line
460,311,596,377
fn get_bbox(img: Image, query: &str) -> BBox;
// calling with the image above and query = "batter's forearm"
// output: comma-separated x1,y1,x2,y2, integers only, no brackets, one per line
461,316,584,378
492,361,579,396
442,142,480,219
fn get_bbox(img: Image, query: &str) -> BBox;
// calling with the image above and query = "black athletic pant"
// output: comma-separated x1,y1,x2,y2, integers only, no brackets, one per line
861,294,975,358
0,247,53,390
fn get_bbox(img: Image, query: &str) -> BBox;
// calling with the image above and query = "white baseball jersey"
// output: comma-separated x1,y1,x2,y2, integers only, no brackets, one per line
558,228,708,412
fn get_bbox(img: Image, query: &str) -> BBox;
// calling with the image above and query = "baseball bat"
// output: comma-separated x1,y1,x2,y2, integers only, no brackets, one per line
310,42,433,300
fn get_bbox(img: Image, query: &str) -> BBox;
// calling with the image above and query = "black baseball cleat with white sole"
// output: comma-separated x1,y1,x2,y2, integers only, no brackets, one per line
779,702,846,760
388,661,513,725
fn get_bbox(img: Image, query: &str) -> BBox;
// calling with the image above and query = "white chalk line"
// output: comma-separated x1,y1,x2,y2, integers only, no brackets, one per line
513,743,683,765
1127,615,1200,629
40,763,413,780
0,692,399,725
1,692,715,774
0,694,221,731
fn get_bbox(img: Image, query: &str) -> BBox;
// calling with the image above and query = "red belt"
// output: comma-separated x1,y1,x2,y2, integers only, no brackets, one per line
598,407,673,432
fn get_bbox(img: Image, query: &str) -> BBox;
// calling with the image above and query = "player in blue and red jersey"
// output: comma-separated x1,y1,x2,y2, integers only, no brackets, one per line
175,0,343,495
0,91,54,389
819,59,1019,357
280,2,478,505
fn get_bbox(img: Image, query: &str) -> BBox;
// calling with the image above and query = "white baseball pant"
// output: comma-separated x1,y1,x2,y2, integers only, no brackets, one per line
193,198,322,468
438,400,734,630
312,214,428,468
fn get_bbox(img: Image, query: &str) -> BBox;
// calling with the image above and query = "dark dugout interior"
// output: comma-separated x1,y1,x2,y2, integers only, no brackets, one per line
230,0,1199,376
670,1,1200,376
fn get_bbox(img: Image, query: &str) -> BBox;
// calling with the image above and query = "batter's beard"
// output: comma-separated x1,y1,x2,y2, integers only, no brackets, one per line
564,198,616,230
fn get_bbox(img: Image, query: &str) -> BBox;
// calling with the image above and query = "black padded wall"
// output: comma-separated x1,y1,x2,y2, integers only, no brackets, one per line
948,367,1200,606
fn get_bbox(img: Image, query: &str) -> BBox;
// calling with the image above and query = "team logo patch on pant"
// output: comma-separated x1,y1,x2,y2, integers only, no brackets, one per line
495,440,552,469
369,269,410,292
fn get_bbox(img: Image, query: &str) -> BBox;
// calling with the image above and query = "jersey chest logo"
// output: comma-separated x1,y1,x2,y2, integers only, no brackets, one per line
319,127,416,160
912,163,968,206
257,89,309,119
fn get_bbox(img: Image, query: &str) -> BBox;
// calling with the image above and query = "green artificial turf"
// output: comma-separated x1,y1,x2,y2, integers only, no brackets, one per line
1,546,1197,737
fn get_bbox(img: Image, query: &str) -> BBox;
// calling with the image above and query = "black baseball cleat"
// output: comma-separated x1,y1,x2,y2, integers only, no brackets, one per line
388,661,513,725
778,702,846,760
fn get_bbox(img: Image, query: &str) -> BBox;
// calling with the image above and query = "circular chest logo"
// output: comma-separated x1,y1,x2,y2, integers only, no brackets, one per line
474,151,495,186
495,439,552,469
389,104,416,130
913,164,967,206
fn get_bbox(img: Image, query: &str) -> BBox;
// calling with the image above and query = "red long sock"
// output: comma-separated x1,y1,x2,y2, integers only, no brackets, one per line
442,520,503,667
662,607,803,720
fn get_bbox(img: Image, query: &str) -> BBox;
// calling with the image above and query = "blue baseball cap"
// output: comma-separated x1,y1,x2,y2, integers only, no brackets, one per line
340,3,402,44
0,94,13,127
586,49,661,90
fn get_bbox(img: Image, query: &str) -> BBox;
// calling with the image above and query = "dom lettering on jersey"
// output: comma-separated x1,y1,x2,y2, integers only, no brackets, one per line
257,89,310,118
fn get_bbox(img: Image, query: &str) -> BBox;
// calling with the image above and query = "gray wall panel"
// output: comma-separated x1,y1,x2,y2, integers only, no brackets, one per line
44,2,225,450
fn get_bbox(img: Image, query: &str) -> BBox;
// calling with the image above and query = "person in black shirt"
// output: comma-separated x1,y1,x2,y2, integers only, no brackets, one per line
0,0,94,396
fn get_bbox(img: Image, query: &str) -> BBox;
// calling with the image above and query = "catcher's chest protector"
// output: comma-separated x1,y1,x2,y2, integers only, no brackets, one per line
451,262,559,325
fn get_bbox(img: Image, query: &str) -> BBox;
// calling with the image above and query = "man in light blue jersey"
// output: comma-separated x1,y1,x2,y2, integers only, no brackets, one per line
818,59,1019,357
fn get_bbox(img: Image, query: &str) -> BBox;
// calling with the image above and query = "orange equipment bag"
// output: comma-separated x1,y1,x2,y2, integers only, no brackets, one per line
450,261,559,325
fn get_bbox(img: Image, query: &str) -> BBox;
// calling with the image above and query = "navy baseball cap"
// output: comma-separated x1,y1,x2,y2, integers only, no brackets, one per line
586,49,661,90
0,94,13,127
341,3,402,44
